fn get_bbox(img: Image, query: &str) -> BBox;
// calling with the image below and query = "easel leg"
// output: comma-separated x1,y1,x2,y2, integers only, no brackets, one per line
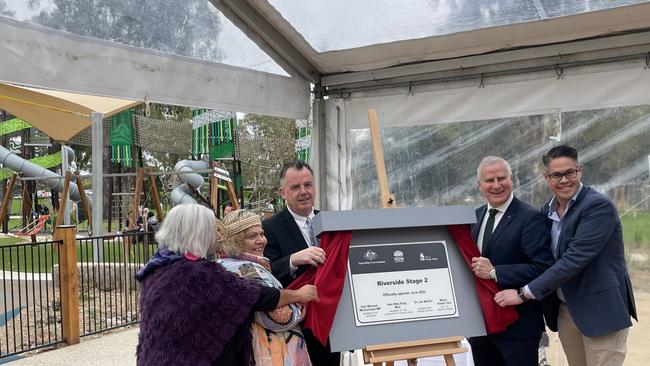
443,354,456,366
407,359,418,366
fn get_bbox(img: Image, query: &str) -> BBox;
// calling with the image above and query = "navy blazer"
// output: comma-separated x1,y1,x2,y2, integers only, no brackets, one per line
471,196,554,339
529,186,637,337
262,208,317,287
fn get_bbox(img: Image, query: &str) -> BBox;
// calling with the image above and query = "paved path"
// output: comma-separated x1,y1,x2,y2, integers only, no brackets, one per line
6,327,138,365
3,326,472,366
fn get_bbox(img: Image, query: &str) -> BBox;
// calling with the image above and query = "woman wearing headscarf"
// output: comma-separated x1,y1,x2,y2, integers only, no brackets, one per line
136,204,318,366
218,209,312,366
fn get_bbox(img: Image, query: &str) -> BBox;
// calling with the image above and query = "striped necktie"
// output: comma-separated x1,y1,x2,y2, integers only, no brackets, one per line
305,217,317,247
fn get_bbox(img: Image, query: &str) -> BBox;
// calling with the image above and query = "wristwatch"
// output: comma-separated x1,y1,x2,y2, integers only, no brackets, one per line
489,268,497,282
517,287,530,302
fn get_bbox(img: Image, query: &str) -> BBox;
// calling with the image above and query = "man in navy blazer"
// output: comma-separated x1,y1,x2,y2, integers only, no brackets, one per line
263,160,339,366
469,156,554,366
495,146,637,366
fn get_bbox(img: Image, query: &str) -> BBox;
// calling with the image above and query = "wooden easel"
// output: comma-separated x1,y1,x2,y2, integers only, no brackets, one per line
363,109,467,366
363,337,466,366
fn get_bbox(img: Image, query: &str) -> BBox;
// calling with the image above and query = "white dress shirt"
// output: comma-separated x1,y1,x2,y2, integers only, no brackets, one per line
476,193,514,254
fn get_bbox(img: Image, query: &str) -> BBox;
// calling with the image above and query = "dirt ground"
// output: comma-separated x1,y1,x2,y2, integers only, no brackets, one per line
546,274,649,366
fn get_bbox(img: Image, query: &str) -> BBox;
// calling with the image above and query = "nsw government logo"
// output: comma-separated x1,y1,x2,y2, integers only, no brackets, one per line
393,250,405,263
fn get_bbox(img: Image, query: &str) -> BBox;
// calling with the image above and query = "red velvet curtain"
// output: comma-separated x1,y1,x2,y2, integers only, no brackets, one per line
287,231,351,346
447,224,518,334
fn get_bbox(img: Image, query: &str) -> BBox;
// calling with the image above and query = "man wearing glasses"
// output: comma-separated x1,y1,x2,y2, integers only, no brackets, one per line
494,145,637,366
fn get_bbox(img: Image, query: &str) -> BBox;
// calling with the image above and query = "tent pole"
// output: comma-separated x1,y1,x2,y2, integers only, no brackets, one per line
91,112,104,261
61,144,70,225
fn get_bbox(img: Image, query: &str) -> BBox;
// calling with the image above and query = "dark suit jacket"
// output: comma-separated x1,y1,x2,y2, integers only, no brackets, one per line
263,208,318,287
529,186,637,337
471,196,554,339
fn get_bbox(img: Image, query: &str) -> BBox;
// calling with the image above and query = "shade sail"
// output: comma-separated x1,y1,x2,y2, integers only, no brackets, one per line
0,82,142,143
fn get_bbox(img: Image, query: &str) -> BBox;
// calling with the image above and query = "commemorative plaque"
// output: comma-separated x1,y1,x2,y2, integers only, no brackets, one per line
348,241,458,326
312,206,486,351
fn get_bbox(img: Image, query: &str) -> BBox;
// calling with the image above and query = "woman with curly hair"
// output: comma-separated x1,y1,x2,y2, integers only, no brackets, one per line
218,209,313,366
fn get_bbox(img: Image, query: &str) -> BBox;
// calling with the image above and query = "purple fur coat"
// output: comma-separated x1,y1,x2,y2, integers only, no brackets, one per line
136,257,262,365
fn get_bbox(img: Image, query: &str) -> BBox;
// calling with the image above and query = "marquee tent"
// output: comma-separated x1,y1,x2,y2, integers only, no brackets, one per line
1,1,650,210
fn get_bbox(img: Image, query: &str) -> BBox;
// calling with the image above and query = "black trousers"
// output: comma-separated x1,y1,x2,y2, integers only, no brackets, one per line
469,334,542,366
302,328,340,366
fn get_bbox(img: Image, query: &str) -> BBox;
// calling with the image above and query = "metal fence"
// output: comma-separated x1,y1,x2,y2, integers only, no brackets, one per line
0,229,157,359
0,239,64,358
75,231,155,337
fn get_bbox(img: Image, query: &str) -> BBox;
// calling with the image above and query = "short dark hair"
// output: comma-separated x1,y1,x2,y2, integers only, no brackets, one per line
543,145,579,167
279,160,313,180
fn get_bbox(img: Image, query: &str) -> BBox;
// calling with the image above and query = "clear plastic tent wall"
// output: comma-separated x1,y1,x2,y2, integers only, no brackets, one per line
269,0,649,52
3,0,650,214
0,0,308,118
321,62,650,211
273,0,650,211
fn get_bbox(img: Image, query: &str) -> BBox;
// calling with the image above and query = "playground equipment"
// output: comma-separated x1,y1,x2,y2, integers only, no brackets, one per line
0,144,85,203
170,159,209,205
17,214,50,236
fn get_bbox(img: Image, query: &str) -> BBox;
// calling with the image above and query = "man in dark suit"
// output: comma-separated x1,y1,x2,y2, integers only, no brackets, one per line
495,146,637,366
469,156,554,366
263,160,339,366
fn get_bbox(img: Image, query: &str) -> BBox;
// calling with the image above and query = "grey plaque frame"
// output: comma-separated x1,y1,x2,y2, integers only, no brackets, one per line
313,206,486,351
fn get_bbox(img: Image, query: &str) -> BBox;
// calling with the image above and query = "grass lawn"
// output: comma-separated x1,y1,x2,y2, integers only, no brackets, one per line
0,238,157,273
621,211,650,249
0,236,29,245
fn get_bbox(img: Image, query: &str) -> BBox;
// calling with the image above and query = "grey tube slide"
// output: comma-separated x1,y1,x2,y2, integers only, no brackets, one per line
170,159,209,205
0,145,84,202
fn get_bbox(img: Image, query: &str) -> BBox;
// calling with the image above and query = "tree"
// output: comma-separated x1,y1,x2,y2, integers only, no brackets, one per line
0,1,14,17
237,114,296,203
33,0,223,62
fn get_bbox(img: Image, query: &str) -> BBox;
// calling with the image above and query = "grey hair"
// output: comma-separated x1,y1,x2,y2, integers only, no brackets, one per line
155,204,217,258
477,156,512,181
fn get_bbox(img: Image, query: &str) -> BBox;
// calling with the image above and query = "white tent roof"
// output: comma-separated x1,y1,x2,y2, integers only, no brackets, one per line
1,1,650,116
212,1,650,81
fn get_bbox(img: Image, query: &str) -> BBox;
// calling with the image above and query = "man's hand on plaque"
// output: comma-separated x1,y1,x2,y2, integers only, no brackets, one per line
291,247,326,267
471,256,495,280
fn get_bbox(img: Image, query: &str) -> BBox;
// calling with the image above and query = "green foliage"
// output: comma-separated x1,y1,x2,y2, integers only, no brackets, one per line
237,114,297,203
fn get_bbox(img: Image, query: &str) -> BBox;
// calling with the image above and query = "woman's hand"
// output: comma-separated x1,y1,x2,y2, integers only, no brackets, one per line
296,284,319,303
277,285,319,308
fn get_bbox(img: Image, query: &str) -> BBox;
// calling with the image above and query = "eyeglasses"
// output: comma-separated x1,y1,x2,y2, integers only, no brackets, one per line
545,168,580,182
